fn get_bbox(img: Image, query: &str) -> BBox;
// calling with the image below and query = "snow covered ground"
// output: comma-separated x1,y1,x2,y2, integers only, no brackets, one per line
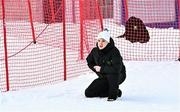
0,61,179,112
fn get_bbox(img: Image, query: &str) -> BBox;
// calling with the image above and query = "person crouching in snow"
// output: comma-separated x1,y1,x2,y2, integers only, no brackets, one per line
85,29,126,101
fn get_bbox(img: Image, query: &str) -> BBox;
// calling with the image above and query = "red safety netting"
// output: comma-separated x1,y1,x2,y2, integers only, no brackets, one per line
0,0,180,92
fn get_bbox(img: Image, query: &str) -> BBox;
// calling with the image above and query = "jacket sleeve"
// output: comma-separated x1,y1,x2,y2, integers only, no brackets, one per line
86,49,97,73
100,49,123,74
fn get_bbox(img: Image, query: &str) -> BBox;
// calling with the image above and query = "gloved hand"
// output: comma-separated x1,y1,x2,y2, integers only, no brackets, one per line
94,66,101,72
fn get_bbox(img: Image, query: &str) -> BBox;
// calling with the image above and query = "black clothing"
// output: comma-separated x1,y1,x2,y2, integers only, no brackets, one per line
85,38,126,99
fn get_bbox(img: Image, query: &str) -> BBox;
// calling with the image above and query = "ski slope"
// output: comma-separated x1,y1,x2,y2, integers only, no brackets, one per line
0,61,180,112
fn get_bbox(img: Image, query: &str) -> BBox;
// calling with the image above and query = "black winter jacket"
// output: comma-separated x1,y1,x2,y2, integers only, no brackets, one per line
86,38,126,84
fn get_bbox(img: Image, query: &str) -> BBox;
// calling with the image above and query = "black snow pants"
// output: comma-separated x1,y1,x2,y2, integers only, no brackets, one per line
85,74,125,98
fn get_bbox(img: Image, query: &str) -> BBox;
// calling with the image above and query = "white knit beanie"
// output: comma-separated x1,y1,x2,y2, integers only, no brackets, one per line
97,30,111,43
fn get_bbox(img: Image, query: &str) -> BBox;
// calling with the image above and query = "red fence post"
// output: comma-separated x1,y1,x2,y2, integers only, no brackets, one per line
2,0,10,91
79,0,84,59
62,0,67,80
95,0,103,30
123,0,128,21
49,0,55,23
72,0,76,23
27,0,36,43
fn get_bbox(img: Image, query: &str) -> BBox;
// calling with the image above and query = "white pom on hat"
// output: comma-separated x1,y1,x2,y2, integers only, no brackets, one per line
97,29,111,43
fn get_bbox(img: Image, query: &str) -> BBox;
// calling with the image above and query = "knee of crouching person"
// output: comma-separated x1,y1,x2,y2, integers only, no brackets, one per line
85,88,91,97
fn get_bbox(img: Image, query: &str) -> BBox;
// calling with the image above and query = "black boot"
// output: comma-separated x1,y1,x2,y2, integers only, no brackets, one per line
107,96,117,101
107,89,122,101
117,89,122,97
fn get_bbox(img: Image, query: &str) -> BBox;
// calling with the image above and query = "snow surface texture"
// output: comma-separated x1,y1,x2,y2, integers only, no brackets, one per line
0,61,180,112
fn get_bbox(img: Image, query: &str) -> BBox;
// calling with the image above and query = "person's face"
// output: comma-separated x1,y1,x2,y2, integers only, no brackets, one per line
97,38,108,50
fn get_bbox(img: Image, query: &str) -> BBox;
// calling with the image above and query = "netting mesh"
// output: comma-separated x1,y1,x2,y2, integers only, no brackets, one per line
0,0,180,91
